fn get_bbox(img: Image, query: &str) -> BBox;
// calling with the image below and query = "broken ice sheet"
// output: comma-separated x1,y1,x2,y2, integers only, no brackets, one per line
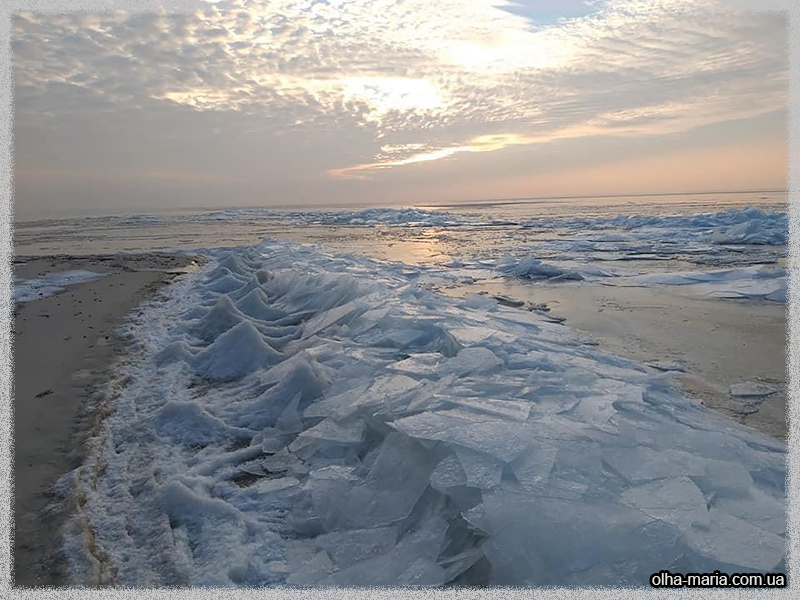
308,465,359,481
453,446,504,490
301,298,364,339
300,526,399,570
445,325,499,346
682,510,786,572
441,347,502,376
259,448,308,477
274,393,303,433
729,381,778,398
441,396,531,421
396,557,448,586
311,434,439,530
604,447,708,483
480,492,670,585
388,353,443,377
302,382,371,419
156,400,253,447
712,487,787,537
430,455,467,492
570,393,617,427
290,417,366,448
509,443,558,493
349,374,423,414
196,321,284,380
647,361,686,373
620,477,709,530
254,476,301,494
285,550,334,585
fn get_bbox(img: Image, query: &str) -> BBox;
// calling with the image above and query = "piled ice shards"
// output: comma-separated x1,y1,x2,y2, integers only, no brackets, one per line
69,241,786,586
550,208,787,246
495,256,586,281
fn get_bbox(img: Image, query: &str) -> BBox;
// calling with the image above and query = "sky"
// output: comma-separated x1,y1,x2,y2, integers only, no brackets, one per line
12,0,789,217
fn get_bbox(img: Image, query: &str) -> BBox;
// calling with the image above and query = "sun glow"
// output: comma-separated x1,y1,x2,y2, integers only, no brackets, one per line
343,77,444,116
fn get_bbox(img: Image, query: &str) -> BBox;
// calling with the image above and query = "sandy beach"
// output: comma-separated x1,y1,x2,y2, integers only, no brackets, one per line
12,252,199,586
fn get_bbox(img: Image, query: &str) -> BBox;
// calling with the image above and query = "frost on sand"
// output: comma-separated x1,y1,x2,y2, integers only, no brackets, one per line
13,269,107,302
65,241,786,586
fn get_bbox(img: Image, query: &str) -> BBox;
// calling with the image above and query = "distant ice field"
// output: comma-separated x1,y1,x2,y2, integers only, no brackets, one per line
16,199,787,302
14,191,787,267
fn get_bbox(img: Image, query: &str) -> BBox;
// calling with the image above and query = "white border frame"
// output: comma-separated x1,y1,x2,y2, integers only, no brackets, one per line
0,0,796,596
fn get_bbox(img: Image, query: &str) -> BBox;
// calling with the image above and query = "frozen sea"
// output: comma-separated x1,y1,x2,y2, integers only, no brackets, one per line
16,191,789,586
14,190,787,264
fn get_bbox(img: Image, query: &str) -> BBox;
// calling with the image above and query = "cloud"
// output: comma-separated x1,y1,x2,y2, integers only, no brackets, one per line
11,0,787,204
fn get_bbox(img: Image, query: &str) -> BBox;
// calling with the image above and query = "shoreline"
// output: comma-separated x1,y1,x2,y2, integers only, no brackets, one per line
12,252,200,586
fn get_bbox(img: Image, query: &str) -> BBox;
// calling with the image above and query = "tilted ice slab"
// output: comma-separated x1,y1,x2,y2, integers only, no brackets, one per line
13,269,107,302
64,241,786,586
494,255,617,281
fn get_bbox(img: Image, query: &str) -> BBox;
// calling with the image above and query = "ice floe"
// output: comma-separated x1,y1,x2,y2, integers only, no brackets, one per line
65,240,786,586
13,269,107,302
609,266,786,302
494,255,618,281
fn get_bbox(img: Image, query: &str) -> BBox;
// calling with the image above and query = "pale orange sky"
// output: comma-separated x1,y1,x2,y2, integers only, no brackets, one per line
386,137,788,205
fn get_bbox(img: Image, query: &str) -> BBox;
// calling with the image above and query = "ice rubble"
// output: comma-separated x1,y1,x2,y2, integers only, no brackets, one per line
710,217,787,245
494,255,617,281
107,207,470,228
495,256,585,281
62,206,787,243
289,206,787,247
69,241,786,586
13,269,107,302
538,208,787,246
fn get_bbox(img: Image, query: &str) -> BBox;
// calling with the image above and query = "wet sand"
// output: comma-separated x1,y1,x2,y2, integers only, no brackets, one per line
442,279,786,440
12,252,199,586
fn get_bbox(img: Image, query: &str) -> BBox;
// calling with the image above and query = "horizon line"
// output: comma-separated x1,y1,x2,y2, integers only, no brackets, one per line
425,188,788,208
13,187,788,220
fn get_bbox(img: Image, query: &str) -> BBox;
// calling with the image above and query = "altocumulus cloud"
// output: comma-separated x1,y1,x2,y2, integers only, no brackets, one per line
12,0,787,194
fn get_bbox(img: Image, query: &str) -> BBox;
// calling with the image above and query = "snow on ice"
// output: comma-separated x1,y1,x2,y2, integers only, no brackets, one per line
64,239,786,586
